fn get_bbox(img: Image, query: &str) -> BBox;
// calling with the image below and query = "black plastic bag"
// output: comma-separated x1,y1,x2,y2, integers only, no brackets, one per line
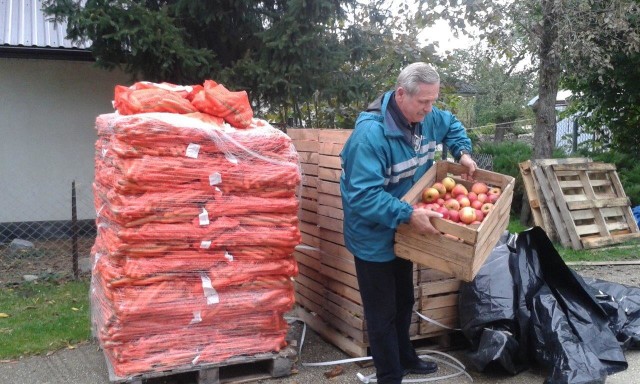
459,227,633,384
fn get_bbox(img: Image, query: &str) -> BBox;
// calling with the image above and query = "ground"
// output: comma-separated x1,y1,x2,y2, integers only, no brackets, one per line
0,238,93,286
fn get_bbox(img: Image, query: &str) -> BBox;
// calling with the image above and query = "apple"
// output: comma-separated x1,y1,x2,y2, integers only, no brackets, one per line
488,193,500,204
422,187,440,203
451,184,468,198
456,195,471,208
470,199,483,210
436,206,449,219
444,193,452,200
441,177,456,192
448,209,460,223
431,182,447,198
467,192,478,202
459,206,476,224
477,193,488,204
488,187,502,196
471,182,489,195
474,209,484,222
481,203,494,214
444,198,460,211
437,198,445,206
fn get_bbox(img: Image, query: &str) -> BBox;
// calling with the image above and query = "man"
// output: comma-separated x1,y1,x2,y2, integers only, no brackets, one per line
340,62,476,384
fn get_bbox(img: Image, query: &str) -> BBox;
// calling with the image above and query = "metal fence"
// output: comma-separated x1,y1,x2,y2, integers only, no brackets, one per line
0,168,96,283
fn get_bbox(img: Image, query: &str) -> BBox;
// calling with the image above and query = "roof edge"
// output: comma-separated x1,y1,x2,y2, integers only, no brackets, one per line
0,46,94,61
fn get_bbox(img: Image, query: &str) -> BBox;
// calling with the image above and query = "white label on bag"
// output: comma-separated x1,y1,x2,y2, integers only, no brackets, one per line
200,240,211,249
209,172,222,186
191,311,202,324
224,251,234,261
199,208,210,226
186,143,201,158
200,274,220,305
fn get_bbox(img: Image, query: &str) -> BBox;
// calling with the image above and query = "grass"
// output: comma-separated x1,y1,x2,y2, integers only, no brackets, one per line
507,215,640,262
0,278,91,360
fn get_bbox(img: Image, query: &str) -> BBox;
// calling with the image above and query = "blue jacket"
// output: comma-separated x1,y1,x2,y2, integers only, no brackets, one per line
340,91,472,262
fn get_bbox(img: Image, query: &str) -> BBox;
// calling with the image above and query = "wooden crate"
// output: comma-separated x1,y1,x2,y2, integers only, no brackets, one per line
519,158,592,245
419,278,461,336
543,162,640,249
395,161,515,282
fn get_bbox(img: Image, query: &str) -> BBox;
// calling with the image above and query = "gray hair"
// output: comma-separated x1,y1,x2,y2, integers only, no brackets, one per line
396,62,440,95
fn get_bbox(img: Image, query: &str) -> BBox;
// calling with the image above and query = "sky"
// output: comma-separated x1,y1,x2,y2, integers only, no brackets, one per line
418,19,476,54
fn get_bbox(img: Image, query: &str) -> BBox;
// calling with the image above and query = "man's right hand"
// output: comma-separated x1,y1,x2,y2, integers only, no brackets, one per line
409,208,442,235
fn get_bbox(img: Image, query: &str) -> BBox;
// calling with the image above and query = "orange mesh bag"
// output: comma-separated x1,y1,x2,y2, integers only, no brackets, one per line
114,85,198,115
191,80,253,128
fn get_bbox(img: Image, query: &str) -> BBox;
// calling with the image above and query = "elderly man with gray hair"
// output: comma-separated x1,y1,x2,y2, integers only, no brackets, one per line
340,62,476,383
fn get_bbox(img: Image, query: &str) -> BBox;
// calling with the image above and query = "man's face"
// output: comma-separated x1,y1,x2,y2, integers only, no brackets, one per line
396,82,439,123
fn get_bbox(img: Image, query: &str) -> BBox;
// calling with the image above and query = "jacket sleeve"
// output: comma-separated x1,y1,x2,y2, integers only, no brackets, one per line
439,111,472,160
341,138,413,229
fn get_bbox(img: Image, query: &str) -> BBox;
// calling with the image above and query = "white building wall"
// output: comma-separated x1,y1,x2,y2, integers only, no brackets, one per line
0,57,129,222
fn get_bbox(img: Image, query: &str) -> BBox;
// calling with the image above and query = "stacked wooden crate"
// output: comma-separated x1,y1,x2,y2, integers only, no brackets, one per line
288,128,461,358
519,158,640,249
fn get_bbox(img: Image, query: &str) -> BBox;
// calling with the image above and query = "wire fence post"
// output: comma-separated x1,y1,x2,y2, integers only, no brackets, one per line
72,180,79,279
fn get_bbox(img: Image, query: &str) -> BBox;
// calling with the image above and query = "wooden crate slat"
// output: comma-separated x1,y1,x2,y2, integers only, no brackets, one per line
318,193,343,209
317,214,343,234
317,179,341,196
543,164,584,249
319,141,345,156
519,160,547,231
297,151,319,164
300,163,318,177
290,139,319,152
318,154,342,170
318,204,344,220
318,129,352,144
531,163,573,247
295,306,368,358
286,128,319,140
318,167,342,182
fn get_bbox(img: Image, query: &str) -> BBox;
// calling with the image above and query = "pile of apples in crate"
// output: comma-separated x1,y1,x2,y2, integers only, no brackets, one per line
414,176,502,225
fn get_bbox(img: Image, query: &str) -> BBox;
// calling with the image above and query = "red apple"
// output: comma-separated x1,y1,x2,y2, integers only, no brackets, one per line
431,182,447,198
475,209,484,222
456,195,471,208
488,193,499,204
451,184,468,198
436,206,449,219
444,198,460,211
477,193,488,204
441,177,456,192
444,193,452,200
488,187,502,196
467,192,478,202
459,206,476,224
437,198,445,206
481,203,494,214
471,182,489,195
470,199,483,210
422,187,440,203
448,209,460,223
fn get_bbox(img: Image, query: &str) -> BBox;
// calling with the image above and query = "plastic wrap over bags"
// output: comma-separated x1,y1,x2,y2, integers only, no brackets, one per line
459,227,639,384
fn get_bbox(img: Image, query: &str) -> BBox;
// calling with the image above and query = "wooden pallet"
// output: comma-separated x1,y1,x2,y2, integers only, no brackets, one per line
105,347,297,384
519,158,640,249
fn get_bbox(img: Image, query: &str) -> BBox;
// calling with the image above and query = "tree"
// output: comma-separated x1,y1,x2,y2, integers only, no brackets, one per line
443,47,536,141
416,0,640,159
42,0,355,126
562,15,640,156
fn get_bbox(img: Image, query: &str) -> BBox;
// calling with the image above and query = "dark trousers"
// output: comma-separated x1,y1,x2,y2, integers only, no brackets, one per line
355,256,420,384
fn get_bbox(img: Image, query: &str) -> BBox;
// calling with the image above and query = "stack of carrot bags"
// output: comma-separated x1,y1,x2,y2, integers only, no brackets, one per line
90,81,301,378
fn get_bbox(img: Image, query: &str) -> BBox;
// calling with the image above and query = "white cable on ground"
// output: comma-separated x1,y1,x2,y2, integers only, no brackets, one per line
284,316,473,383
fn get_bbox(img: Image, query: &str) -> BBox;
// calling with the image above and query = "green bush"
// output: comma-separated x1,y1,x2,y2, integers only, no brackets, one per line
475,141,532,215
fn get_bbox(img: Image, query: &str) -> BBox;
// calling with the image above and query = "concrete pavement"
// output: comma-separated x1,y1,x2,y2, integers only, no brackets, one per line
1,322,639,384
